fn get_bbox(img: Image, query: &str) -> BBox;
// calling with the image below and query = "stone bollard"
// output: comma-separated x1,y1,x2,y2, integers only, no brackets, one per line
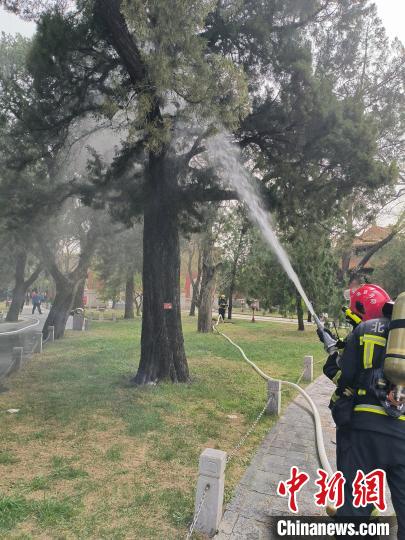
266,379,281,415
73,313,84,331
47,326,55,343
10,347,23,374
194,448,227,537
303,355,314,382
35,331,43,354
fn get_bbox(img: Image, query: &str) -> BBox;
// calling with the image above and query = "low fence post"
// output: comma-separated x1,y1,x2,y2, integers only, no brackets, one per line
10,347,23,374
35,331,43,354
194,448,227,537
266,379,281,415
84,318,90,331
47,326,55,343
303,355,314,382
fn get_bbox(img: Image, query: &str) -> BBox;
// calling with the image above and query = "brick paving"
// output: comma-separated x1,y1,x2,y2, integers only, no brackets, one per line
215,374,394,539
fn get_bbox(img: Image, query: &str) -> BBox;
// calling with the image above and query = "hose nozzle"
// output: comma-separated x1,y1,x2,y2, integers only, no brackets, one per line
314,315,338,354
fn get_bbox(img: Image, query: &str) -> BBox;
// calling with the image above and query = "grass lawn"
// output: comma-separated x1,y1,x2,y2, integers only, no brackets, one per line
0,317,325,539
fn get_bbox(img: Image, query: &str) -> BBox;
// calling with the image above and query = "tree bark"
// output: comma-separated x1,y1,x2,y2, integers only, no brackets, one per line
134,294,142,316
73,276,86,310
198,228,218,333
296,292,305,331
307,311,312,323
124,272,135,319
189,246,202,317
6,252,42,322
132,154,189,384
43,278,77,339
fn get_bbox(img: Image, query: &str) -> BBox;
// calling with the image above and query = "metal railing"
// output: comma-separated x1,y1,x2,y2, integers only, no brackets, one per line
0,319,54,381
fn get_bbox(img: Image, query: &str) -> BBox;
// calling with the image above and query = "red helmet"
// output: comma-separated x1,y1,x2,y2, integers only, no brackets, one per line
350,284,391,321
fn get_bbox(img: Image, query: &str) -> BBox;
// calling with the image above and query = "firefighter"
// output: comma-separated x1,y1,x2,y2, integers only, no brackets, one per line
334,284,405,538
319,303,362,471
218,294,227,321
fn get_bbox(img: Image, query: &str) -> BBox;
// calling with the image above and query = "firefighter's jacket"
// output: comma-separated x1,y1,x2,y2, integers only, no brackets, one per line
338,317,405,440
323,350,342,408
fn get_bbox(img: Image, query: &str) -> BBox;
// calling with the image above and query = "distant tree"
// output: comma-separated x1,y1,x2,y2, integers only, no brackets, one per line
40,201,112,339
372,234,405,299
184,236,202,317
238,225,339,330
217,204,252,319
312,3,405,283
197,206,222,333
95,225,143,319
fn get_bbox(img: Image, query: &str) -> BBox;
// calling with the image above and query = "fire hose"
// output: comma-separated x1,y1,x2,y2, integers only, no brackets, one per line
213,318,334,478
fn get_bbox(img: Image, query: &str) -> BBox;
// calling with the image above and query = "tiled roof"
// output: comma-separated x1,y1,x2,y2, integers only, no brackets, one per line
352,225,392,247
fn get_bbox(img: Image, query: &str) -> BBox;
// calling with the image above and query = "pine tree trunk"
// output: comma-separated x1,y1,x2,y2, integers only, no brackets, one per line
227,265,236,319
6,284,26,322
134,295,142,316
6,253,42,322
307,311,312,323
189,251,202,317
43,280,76,339
198,230,217,333
73,277,86,310
133,155,189,384
189,291,197,317
296,292,305,331
124,273,135,319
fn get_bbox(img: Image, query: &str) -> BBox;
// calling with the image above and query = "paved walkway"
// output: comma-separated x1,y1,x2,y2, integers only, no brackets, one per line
0,307,73,378
216,375,394,539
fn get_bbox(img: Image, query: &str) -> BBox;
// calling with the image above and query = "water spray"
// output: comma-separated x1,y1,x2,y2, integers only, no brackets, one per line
206,132,327,338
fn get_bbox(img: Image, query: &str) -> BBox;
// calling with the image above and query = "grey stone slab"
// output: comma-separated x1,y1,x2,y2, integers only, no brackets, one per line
218,510,239,535
231,516,272,540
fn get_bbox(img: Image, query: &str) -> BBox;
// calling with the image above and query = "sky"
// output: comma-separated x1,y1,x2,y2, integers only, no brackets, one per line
0,1,405,42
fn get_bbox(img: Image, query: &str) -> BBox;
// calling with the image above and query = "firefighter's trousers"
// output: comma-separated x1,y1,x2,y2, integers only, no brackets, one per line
337,429,405,539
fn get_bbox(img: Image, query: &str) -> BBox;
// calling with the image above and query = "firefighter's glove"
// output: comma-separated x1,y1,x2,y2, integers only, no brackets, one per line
317,327,338,353
317,327,335,341
336,339,345,350
317,328,325,343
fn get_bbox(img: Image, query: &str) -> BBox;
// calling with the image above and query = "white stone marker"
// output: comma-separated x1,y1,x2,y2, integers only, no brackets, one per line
194,448,227,537
303,355,314,382
266,379,281,415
